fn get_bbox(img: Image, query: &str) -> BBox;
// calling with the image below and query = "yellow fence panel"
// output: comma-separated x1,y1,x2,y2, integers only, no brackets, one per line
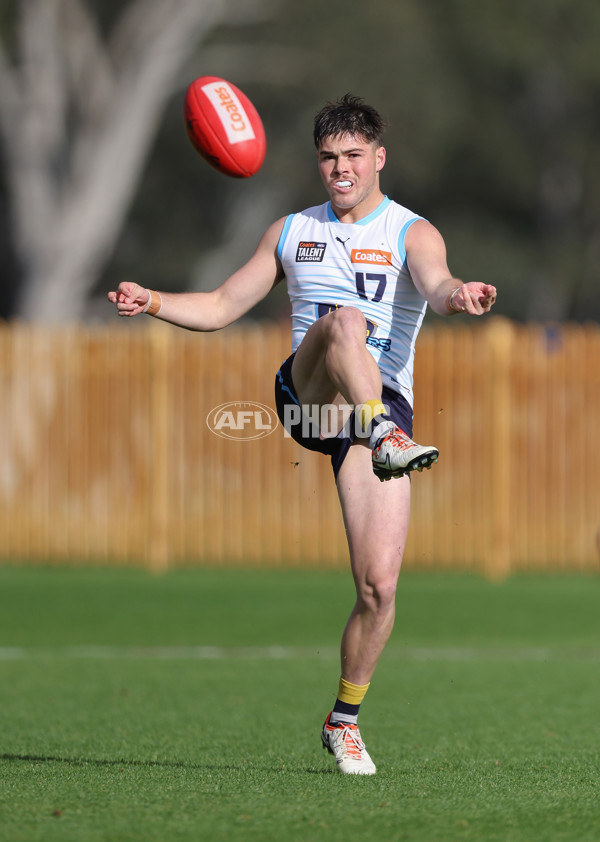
0,318,598,575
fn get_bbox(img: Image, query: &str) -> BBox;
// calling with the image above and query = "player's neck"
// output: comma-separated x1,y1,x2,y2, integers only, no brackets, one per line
329,189,386,224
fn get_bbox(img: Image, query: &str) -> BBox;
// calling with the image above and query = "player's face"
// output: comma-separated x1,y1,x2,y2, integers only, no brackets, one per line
317,134,385,220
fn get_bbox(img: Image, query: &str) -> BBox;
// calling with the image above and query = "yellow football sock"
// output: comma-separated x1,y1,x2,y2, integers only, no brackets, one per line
357,399,386,433
338,677,370,706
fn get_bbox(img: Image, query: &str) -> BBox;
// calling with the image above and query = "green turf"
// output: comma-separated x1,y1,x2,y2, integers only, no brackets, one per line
1,565,599,841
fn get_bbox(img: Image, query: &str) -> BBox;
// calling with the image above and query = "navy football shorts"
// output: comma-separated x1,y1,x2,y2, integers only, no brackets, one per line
274,352,413,478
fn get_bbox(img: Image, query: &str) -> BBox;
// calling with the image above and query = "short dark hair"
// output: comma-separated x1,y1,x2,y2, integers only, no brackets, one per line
313,94,387,148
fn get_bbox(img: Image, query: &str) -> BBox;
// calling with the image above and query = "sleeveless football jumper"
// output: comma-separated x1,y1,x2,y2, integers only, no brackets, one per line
277,196,427,406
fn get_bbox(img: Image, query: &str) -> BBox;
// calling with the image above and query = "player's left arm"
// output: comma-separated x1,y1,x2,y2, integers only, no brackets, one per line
405,219,497,316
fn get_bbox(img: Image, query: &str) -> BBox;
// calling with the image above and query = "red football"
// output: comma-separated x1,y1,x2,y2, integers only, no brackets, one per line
184,76,266,178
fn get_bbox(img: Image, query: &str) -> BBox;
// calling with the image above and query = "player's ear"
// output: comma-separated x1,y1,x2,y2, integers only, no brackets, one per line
376,146,386,172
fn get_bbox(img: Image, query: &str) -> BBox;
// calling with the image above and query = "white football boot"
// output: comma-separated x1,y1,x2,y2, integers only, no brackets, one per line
371,424,438,481
321,713,376,775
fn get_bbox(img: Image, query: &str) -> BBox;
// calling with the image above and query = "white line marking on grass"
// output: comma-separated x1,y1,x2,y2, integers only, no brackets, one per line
2,646,600,661
0,645,338,661
0,647,27,660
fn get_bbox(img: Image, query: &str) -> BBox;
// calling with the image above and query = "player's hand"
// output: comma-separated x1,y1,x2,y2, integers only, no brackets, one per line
107,282,149,317
451,282,497,315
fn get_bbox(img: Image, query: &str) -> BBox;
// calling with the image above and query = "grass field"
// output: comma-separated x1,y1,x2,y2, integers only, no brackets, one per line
1,565,599,842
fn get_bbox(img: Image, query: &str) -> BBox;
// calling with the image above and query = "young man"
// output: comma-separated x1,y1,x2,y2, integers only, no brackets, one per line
108,94,497,775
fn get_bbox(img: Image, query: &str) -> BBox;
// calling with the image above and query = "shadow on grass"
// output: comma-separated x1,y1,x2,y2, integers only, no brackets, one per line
1,752,337,775
1,752,238,772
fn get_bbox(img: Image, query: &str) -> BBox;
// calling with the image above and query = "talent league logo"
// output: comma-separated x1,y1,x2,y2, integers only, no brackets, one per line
295,241,326,262
206,402,279,440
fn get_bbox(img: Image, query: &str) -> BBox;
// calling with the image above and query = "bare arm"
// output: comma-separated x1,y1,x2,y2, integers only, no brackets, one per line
405,219,497,316
107,217,287,330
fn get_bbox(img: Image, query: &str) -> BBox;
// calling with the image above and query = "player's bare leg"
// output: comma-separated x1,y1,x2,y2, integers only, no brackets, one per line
336,441,411,685
321,441,410,774
291,306,382,416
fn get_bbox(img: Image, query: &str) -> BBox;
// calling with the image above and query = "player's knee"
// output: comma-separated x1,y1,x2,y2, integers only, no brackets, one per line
359,575,398,615
327,306,367,343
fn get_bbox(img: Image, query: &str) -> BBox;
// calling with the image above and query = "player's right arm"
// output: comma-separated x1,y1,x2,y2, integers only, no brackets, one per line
107,217,286,331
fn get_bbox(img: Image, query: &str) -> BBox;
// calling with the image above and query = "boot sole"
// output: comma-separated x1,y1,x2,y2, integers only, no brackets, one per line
373,451,438,482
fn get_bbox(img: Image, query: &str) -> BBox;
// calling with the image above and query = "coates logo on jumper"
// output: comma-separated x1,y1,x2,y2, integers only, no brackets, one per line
206,402,279,440
201,82,256,145
351,248,393,266
296,241,326,262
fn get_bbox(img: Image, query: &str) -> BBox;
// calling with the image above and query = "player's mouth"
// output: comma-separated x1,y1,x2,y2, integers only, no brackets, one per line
334,180,353,190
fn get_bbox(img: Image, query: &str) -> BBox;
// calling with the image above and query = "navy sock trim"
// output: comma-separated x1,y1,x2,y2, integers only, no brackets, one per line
332,698,360,717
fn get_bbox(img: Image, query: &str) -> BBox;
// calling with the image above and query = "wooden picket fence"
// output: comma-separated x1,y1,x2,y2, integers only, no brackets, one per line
0,318,598,576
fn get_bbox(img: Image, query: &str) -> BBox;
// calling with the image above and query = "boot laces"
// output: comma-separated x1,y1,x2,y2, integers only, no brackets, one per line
335,724,365,760
380,429,413,453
